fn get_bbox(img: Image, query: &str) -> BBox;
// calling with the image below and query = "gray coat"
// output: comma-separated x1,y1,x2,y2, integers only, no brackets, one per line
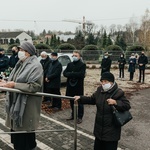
5,56,43,131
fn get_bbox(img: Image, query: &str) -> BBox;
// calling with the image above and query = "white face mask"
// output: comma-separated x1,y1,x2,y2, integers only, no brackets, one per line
73,56,79,62
102,83,112,91
104,56,108,58
18,51,27,60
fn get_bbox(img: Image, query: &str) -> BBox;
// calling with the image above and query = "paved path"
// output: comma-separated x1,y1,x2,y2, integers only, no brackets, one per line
0,93,124,150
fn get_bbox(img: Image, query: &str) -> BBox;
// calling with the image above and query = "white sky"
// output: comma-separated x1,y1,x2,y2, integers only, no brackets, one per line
0,0,149,34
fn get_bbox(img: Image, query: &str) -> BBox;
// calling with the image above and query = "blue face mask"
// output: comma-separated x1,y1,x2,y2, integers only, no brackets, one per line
51,57,56,61
72,56,79,62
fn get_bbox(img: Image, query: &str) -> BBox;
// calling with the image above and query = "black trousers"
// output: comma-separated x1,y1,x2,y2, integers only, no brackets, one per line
70,100,84,119
11,129,36,150
130,72,134,80
94,138,118,150
139,69,145,82
119,68,124,78
47,88,61,108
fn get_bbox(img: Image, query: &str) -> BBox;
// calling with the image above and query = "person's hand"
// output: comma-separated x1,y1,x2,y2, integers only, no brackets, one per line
0,79,7,87
74,96,80,101
107,98,117,105
45,78,50,82
3,81,15,88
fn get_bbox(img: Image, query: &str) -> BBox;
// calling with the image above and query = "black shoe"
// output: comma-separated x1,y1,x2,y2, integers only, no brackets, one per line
66,116,74,121
52,107,61,111
48,106,54,109
137,81,141,83
77,119,82,124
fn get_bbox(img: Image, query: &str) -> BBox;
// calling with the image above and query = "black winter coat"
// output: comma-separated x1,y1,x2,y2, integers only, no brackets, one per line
63,60,86,96
101,57,112,75
128,57,136,72
80,83,131,141
46,59,62,89
118,57,126,69
138,54,148,70
9,53,19,68
40,56,51,78
0,54,9,72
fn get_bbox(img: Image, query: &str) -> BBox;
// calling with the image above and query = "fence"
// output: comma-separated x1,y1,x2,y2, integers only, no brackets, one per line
0,87,78,150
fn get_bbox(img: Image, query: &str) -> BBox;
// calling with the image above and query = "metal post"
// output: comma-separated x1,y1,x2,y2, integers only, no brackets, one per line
74,101,78,150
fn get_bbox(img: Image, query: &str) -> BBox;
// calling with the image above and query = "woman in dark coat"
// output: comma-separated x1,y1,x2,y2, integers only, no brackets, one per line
118,53,126,79
74,72,131,150
128,53,136,81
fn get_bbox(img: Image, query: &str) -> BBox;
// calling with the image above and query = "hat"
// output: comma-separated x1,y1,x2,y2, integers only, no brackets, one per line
0,48,4,51
51,52,58,56
18,42,36,56
100,72,115,83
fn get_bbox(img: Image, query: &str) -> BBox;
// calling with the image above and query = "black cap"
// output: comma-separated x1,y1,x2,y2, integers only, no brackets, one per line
100,72,115,83
51,52,58,56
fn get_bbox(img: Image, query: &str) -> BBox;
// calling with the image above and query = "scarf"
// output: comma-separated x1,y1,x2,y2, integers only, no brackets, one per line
5,55,43,127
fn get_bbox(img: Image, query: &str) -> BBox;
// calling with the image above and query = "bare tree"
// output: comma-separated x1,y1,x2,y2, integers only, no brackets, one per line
139,9,150,50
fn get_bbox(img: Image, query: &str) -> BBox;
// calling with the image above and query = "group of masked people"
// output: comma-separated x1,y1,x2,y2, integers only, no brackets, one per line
101,51,148,83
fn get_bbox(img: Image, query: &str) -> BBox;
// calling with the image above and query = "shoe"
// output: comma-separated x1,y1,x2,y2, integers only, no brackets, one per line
48,106,54,109
53,107,61,111
66,116,74,121
137,81,141,83
77,119,82,124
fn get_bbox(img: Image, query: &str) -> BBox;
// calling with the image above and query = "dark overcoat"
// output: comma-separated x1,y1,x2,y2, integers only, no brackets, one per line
128,57,136,72
101,57,112,75
46,59,62,89
63,60,86,96
0,54,9,72
80,83,131,141
118,57,126,69
138,54,148,70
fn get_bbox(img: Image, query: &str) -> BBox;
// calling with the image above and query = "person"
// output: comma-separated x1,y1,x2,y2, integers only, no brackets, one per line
63,50,86,124
9,46,19,70
74,72,131,150
45,52,62,110
118,53,126,79
137,51,148,83
128,53,136,81
40,51,51,102
101,52,112,75
0,42,43,150
0,48,9,73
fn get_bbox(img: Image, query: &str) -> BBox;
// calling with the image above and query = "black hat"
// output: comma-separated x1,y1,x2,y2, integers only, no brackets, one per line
51,52,58,56
0,48,4,51
100,72,115,83
18,42,36,56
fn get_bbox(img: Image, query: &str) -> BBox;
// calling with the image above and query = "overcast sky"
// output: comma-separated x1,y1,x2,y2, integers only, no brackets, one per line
0,0,149,34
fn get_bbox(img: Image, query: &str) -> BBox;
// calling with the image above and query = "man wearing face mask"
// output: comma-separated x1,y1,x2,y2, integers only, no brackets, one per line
45,52,62,110
0,42,43,150
0,48,9,73
9,46,19,70
101,52,112,75
40,51,51,103
74,72,131,150
137,51,148,83
63,50,86,124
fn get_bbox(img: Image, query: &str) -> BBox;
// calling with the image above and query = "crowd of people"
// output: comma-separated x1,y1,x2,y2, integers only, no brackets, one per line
0,43,148,150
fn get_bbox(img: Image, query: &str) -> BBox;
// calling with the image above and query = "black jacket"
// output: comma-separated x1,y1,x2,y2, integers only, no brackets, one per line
63,60,86,96
46,59,62,89
40,56,51,78
101,57,112,75
9,53,19,68
80,83,131,141
118,57,126,69
138,54,148,70
0,54,9,72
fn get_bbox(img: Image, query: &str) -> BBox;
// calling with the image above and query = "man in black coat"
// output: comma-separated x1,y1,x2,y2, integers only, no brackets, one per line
45,52,62,110
137,51,148,83
101,52,112,75
0,48,9,74
9,46,19,70
40,51,51,102
63,50,86,124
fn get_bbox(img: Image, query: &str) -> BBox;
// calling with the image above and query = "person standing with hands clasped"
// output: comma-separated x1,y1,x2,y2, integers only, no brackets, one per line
63,50,86,124
0,42,43,150
137,51,148,83
74,72,131,150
